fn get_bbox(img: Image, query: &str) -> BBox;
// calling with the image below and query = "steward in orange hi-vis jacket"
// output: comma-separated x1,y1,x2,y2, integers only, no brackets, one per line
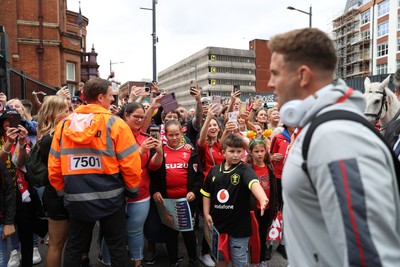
48,80,142,222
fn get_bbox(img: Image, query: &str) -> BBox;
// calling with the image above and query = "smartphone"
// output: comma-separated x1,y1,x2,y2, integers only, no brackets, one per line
233,84,241,96
149,126,160,139
239,102,247,114
190,81,197,96
112,95,119,106
212,96,221,104
160,93,179,113
9,112,22,128
145,82,152,92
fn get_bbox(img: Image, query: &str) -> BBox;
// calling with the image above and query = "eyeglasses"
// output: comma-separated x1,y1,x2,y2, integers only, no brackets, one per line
132,115,145,121
202,100,211,106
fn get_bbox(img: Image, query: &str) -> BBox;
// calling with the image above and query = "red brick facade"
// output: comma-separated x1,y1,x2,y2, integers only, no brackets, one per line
249,39,272,94
0,0,91,88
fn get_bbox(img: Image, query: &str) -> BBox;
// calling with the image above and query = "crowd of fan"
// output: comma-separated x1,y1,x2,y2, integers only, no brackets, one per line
0,78,288,267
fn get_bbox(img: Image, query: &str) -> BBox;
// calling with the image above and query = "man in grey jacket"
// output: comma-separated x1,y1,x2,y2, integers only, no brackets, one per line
268,28,400,266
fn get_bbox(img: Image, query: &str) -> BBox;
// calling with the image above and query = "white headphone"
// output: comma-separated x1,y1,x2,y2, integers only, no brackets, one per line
280,97,316,126
279,83,336,126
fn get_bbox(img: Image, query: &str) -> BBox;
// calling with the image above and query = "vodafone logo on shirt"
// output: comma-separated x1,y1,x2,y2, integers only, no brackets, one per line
217,189,229,203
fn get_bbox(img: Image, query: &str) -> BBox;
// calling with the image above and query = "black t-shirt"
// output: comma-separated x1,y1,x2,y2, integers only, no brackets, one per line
39,134,53,167
185,118,200,148
201,161,259,238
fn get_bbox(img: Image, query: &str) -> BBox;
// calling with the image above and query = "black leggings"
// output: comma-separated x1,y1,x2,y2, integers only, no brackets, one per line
255,209,271,262
16,202,35,267
164,225,197,264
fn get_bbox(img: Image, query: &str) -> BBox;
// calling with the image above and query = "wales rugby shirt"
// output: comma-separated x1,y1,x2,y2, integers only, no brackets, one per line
201,161,260,237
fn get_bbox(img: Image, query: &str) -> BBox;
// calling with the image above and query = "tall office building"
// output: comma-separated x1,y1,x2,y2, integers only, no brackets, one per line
158,47,256,109
333,0,400,79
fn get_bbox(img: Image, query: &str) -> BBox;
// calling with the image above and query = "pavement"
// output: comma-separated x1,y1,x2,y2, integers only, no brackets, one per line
34,222,288,267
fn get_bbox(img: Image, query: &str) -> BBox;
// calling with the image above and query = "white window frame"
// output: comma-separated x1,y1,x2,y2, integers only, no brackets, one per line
378,0,389,17
361,29,370,39
361,10,370,24
377,42,388,57
66,62,76,81
377,21,389,37
376,63,388,74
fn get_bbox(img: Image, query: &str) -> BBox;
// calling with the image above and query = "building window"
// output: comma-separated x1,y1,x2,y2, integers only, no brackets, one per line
397,60,400,70
377,43,388,57
398,16,400,29
377,21,389,37
361,29,370,39
378,0,389,17
361,10,370,24
377,63,388,74
66,62,76,81
398,38,400,51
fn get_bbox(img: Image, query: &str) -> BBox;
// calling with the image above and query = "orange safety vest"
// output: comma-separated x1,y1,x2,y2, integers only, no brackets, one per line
48,104,142,221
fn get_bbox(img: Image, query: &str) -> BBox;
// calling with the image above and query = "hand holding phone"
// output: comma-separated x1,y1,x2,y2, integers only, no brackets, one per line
9,112,22,128
150,126,160,139
190,81,199,96
112,95,119,107
233,84,241,97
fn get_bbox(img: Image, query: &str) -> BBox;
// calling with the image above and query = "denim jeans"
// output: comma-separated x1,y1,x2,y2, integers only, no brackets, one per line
102,199,150,263
9,230,19,251
228,236,249,267
0,225,7,267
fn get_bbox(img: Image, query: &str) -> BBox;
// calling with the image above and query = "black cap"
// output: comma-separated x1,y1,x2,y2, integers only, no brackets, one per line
71,96,83,103
0,109,19,120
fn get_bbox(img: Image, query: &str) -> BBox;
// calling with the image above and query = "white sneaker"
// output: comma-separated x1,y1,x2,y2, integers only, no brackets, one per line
32,247,42,265
199,254,215,267
7,249,21,267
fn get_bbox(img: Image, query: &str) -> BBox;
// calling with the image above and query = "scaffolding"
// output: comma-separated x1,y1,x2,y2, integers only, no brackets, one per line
332,7,371,79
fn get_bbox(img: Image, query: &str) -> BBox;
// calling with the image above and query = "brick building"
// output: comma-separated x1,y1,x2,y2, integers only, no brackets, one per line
249,39,272,94
0,0,98,92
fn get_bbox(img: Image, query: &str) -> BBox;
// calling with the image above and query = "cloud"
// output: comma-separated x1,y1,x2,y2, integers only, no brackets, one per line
67,0,346,82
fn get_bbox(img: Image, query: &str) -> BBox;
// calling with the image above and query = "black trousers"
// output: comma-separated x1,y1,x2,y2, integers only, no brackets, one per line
255,208,271,262
16,202,34,267
63,204,129,267
164,225,197,264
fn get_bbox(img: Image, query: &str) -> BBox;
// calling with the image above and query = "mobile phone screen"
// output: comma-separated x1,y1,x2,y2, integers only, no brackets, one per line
112,95,119,106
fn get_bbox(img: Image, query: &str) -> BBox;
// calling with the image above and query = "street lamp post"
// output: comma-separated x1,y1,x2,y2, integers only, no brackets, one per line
140,0,158,82
287,5,312,28
109,60,124,73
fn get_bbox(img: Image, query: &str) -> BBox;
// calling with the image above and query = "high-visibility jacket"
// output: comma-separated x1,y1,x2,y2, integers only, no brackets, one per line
48,104,141,221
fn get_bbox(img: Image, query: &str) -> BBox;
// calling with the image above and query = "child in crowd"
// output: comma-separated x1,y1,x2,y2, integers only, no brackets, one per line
246,139,277,264
201,134,268,267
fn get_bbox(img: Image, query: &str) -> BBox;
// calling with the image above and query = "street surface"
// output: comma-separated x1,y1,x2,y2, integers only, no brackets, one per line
36,222,288,267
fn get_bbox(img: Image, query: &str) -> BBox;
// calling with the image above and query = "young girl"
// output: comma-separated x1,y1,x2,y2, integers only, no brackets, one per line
246,139,277,264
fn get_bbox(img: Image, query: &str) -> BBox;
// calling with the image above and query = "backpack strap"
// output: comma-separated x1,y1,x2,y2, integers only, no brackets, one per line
302,110,400,196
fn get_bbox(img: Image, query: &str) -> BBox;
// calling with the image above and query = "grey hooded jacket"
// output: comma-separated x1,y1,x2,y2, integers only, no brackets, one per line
282,79,400,267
